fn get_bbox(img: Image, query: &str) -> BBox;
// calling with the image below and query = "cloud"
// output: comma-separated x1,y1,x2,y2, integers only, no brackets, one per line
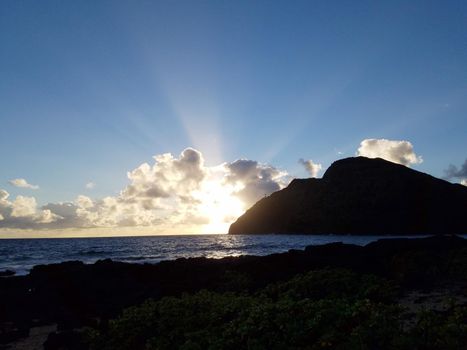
0,148,292,233
461,179,467,186
41,202,83,228
8,178,39,189
0,190,60,228
444,159,467,181
0,189,9,201
122,148,206,202
35,148,209,230
224,159,290,206
85,182,96,189
356,139,422,166
298,159,322,177
11,196,37,217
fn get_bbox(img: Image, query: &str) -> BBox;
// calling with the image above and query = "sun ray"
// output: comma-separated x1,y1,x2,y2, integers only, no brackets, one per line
192,177,245,234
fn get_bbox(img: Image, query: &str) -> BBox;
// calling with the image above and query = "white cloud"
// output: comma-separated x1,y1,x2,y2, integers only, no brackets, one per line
356,139,422,166
77,195,93,209
35,209,59,224
11,196,37,217
8,178,39,189
121,148,206,203
0,148,292,233
298,159,322,177
0,189,9,201
51,148,289,232
0,190,60,228
85,182,96,189
461,179,467,186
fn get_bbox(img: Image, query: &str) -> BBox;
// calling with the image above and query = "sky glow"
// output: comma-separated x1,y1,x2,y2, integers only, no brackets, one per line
0,1,466,237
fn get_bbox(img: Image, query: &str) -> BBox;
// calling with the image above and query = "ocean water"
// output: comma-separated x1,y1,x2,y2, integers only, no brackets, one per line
0,234,437,275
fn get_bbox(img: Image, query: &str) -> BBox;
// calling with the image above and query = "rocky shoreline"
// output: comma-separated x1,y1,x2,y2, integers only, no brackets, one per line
1,235,467,349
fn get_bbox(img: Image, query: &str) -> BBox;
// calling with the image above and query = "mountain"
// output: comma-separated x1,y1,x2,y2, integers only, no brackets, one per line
229,157,467,235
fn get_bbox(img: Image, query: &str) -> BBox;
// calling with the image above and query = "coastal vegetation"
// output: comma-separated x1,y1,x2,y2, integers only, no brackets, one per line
88,269,467,350
2,235,467,349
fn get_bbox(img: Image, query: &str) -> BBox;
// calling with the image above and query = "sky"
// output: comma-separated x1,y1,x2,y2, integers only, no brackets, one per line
1,0,466,237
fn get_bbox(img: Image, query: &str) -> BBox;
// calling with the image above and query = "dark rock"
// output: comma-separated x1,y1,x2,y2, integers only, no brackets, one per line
1,235,467,346
229,157,467,235
0,321,29,344
0,270,15,277
44,330,88,350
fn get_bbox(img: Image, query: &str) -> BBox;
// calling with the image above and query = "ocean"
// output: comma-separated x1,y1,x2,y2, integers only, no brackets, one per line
0,234,440,275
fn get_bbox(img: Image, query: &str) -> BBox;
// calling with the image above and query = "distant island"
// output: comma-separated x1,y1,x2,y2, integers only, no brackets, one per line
229,157,467,235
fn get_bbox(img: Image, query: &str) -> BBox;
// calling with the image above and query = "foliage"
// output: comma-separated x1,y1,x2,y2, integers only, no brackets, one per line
446,247,467,279
260,268,399,302
402,306,467,350
87,268,467,350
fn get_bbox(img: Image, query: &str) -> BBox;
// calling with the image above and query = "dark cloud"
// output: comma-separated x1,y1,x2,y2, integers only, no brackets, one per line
144,187,170,198
41,202,84,228
236,180,281,205
444,159,467,180
225,159,290,206
226,160,259,181
298,159,322,177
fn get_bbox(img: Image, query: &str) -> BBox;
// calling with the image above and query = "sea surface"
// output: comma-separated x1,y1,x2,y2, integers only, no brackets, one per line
0,234,445,275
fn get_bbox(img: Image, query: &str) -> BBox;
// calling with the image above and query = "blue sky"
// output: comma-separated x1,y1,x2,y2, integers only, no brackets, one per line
1,1,466,236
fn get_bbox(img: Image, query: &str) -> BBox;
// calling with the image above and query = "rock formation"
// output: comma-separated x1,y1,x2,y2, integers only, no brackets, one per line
229,157,467,235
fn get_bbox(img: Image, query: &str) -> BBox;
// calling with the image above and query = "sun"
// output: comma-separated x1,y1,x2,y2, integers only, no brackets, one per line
193,179,245,234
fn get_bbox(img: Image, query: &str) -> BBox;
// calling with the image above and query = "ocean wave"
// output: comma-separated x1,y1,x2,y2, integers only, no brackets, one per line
76,249,111,256
116,256,163,261
12,255,33,261
4,234,446,274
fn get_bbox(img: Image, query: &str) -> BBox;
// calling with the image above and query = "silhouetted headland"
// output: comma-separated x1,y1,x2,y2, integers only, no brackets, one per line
229,157,467,235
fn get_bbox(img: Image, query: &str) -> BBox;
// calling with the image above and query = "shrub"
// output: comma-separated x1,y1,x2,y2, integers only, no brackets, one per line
260,268,398,302
89,269,404,350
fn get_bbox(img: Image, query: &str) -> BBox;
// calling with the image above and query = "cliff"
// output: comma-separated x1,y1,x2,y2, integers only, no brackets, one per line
229,157,467,235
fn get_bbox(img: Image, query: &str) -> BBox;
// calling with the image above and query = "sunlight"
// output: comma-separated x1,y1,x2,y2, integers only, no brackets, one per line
154,60,225,165
193,179,245,234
